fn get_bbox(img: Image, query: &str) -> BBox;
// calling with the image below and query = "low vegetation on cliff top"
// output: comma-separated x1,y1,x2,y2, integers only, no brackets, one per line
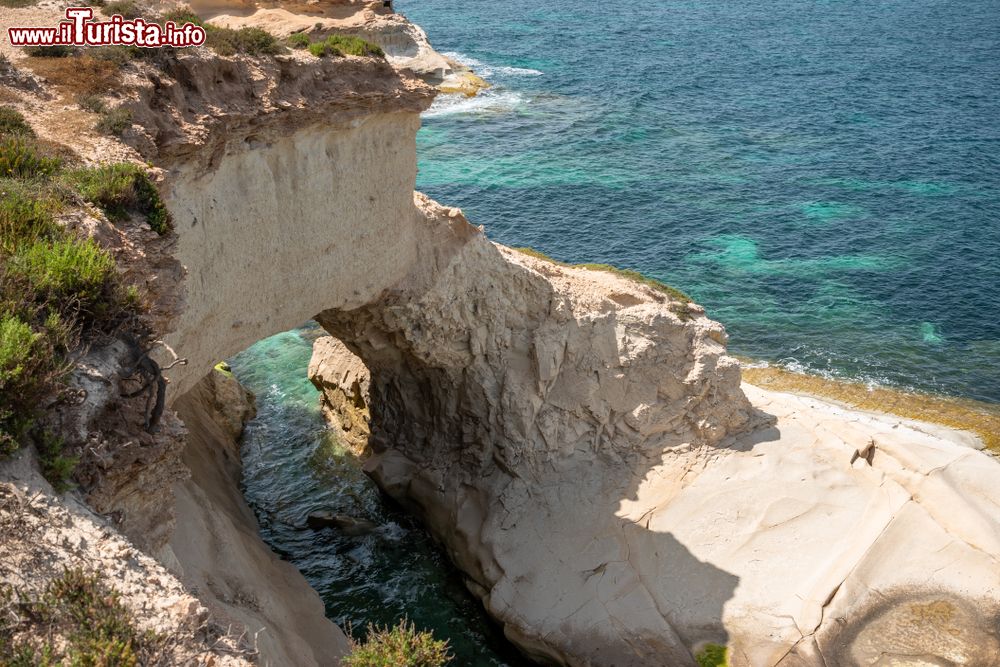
160,8,281,56
18,6,282,84
286,32,385,58
0,568,165,665
512,246,694,318
0,106,167,484
20,47,142,137
344,620,451,667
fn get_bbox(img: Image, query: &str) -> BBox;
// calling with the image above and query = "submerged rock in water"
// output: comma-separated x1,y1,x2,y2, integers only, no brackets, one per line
306,511,378,536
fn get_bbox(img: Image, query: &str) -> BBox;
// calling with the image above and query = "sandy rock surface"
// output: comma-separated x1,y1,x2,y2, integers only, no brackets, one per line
309,199,1000,666
170,370,352,667
309,336,372,454
0,451,254,666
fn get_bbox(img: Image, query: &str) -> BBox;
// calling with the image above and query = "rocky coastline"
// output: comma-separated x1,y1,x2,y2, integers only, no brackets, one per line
1,1,998,665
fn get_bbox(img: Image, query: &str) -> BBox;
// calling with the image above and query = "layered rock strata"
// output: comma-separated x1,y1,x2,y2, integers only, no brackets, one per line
190,0,489,94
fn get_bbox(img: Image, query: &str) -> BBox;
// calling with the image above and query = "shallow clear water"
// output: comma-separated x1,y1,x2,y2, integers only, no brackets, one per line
398,0,1000,403
229,325,531,666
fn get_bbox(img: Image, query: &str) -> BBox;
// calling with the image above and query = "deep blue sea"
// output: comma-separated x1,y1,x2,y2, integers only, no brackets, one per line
233,3,1000,664
399,0,1000,403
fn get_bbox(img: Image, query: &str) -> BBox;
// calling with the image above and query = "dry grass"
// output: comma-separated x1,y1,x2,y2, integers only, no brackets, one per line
740,361,1000,452
21,56,123,96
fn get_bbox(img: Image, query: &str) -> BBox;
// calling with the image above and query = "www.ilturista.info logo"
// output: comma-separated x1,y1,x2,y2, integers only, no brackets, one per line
8,7,206,48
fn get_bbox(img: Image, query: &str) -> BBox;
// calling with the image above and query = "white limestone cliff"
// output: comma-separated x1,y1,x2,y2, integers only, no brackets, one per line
306,219,1000,665
145,17,1000,665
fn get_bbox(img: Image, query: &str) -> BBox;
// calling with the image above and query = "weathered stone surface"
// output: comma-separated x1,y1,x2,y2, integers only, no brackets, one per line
171,370,351,667
9,0,988,660
0,450,255,666
195,0,487,92
306,511,378,535
309,200,1000,665
310,195,755,665
309,336,371,455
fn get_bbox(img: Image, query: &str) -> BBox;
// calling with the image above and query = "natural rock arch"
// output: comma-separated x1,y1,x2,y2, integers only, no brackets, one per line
159,104,755,662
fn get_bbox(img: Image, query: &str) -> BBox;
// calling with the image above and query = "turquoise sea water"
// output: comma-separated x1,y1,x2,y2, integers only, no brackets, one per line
230,326,531,666
398,0,1000,403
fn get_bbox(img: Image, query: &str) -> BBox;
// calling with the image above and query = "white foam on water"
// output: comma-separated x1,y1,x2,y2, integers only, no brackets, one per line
442,51,483,67
490,65,544,77
442,51,543,78
425,51,540,118
775,356,899,393
377,521,408,541
424,89,525,118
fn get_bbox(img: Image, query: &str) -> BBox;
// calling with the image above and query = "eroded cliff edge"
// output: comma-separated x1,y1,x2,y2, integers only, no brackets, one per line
307,201,1000,665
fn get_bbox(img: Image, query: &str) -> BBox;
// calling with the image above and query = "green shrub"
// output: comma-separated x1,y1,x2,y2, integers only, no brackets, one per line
0,312,52,451
695,643,729,667
0,153,162,455
207,25,281,56
344,620,451,667
307,34,384,58
0,182,60,253
66,163,171,234
89,45,144,65
95,106,133,137
307,41,333,58
0,136,61,178
288,32,311,49
76,94,106,113
0,107,34,137
0,569,161,664
8,238,118,313
325,34,384,57
0,234,130,451
160,7,205,27
307,40,337,58
0,314,39,390
158,8,278,56
36,431,77,492
24,44,74,57
102,0,139,19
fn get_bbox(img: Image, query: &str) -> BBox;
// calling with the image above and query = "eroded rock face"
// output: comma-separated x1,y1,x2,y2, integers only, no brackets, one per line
160,108,434,399
309,336,371,454
311,195,754,665
190,0,485,91
171,370,351,667
0,450,255,666
93,6,999,663
308,198,1000,666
